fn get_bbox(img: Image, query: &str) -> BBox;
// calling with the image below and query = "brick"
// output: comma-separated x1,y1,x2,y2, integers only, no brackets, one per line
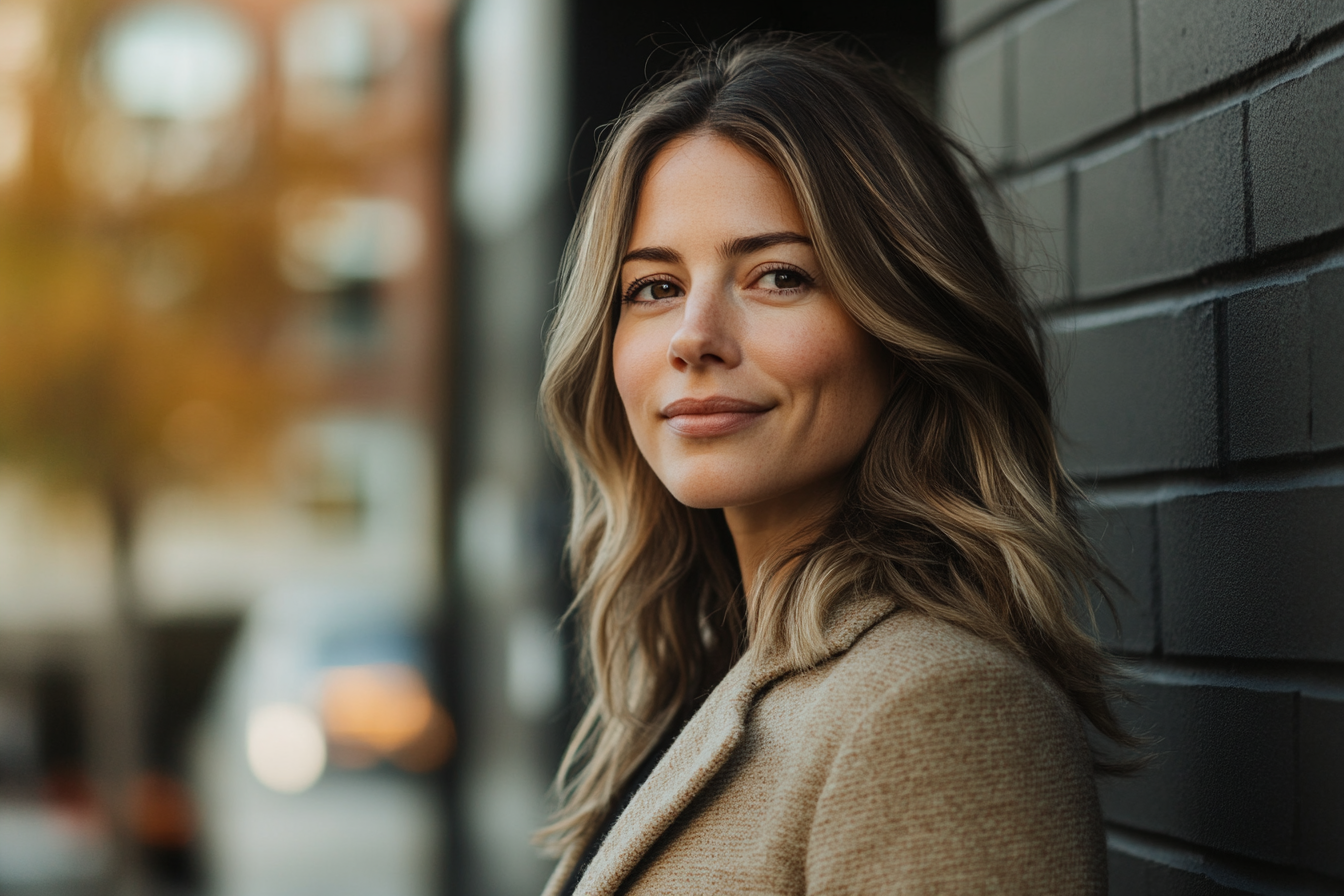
1137,0,1344,109
1081,503,1156,653
1108,851,1146,896
1005,167,1069,305
1225,282,1310,460
1099,681,1296,863
1015,0,1136,159
941,28,1011,166
1077,107,1244,297
941,0,1023,41
1108,851,1259,896
1159,487,1344,661
1054,302,1219,477
1310,266,1344,450
1249,54,1344,251
1300,696,1344,878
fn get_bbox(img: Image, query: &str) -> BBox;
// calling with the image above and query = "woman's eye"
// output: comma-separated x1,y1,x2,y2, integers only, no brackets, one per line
627,279,682,302
758,269,807,291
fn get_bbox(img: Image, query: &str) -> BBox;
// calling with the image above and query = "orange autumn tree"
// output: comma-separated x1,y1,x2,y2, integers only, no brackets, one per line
0,0,312,890
0,219,289,511
0,0,301,492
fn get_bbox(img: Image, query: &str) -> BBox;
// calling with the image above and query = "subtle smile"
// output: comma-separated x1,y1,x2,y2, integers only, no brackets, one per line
661,397,772,437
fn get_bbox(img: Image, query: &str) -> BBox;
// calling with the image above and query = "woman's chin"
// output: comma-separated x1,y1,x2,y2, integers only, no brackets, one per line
663,479,766,511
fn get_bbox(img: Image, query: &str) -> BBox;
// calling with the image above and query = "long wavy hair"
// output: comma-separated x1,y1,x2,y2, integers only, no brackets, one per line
538,34,1132,855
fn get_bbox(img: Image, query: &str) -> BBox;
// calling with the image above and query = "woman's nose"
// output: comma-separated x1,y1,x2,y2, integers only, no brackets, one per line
668,287,742,370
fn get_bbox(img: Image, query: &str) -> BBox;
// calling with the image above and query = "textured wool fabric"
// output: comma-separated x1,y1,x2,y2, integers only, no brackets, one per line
543,597,1107,895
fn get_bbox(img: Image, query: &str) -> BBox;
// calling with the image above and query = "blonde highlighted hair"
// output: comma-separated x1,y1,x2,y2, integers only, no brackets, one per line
539,34,1132,855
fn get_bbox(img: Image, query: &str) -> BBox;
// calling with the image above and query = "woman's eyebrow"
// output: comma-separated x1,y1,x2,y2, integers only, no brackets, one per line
720,231,812,258
620,232,812,268
621,246,682,265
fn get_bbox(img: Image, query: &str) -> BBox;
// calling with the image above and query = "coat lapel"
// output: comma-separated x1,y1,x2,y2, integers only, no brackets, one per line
565,594,898,896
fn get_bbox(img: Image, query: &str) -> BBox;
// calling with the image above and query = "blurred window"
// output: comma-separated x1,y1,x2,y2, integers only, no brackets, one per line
98,0,258,122
0,88,29,183
0,0,48,80
281,194,424,285
281,0,409,124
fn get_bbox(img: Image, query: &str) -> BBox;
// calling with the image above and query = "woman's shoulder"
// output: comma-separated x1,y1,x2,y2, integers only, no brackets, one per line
813,607,1082,735
836,606,1053,677
795,614,1106,893
731,606,1107,892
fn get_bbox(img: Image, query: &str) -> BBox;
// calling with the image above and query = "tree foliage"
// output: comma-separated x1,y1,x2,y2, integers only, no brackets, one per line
0,0,301,501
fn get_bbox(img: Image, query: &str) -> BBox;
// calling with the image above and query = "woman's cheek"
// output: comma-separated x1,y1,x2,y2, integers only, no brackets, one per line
612,322,664,428
753,319,847,397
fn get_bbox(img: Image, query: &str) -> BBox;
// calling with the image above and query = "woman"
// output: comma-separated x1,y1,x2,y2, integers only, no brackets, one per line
539,35,1131,895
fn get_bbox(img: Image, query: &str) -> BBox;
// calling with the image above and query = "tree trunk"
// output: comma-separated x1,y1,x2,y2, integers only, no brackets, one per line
89,487,147,896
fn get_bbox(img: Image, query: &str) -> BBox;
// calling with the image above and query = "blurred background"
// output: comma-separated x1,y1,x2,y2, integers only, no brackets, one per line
0,1,936,894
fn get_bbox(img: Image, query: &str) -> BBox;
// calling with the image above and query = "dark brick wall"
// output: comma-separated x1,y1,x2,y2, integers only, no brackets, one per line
941,2,1344,891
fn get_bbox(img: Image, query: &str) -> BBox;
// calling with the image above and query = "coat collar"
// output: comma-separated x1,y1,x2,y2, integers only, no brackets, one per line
549,594,898,896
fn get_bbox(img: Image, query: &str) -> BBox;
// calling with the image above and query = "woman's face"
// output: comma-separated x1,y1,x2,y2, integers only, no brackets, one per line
613,133,891,518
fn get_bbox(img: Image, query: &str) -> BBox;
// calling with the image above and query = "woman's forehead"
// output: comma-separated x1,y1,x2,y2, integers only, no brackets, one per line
628,134,808,252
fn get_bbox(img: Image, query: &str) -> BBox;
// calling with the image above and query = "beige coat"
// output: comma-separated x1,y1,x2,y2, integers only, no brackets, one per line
544,597,1107,895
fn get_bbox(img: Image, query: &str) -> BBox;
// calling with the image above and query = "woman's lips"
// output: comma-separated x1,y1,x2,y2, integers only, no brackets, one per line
661,397,771,437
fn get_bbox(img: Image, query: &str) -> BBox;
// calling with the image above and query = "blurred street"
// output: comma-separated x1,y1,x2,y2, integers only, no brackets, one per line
0,0,452,893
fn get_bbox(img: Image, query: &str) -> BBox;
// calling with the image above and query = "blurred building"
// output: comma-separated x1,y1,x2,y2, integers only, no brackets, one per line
0,0,451,893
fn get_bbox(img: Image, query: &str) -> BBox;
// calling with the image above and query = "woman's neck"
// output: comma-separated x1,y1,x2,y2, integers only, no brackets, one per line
723,472,845,599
